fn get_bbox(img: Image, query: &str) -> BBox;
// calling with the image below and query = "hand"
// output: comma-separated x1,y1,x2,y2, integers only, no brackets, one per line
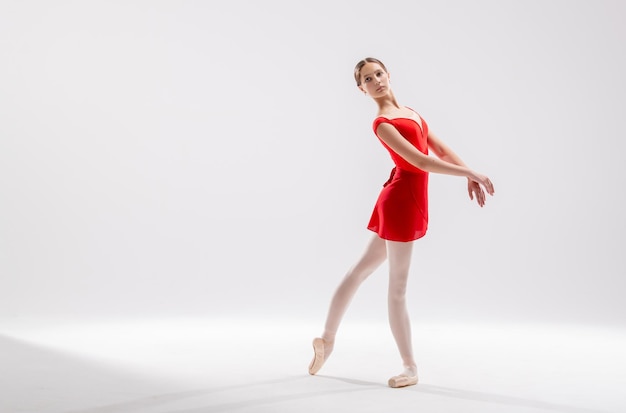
467,174,494,207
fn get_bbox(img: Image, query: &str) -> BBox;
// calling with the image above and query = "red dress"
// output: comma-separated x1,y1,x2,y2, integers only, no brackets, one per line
367,114,429,242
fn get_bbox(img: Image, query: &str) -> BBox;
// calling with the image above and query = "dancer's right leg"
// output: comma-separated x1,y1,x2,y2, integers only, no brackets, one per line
320,234,387,357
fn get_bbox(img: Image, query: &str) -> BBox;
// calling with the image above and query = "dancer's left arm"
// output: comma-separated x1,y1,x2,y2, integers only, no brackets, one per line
427,130,489,207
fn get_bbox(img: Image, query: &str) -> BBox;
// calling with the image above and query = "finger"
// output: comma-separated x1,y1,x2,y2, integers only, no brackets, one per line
486,179,494,195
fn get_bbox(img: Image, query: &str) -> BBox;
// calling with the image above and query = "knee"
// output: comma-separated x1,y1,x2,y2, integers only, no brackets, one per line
388,284,407,302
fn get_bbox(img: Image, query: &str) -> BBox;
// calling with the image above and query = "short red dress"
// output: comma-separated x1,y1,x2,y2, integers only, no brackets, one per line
367,113,429,242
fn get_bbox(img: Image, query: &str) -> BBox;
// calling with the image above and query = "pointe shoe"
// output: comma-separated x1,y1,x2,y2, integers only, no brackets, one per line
388,373,418,388
308,337,325,375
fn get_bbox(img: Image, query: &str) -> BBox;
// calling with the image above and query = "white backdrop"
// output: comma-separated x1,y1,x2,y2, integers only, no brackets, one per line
1,0,624,326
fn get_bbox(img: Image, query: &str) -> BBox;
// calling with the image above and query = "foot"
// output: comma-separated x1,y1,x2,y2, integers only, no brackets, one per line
308,337,334,375
388,365,418,388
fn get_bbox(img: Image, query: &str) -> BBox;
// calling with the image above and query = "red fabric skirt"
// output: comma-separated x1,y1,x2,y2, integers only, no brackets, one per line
367,167,429,242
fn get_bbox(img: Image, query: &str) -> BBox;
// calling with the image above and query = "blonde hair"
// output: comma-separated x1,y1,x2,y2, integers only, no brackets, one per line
354,57,388,86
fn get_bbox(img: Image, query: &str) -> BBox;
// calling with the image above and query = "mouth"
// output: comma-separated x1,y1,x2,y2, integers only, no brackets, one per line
376,86,385,92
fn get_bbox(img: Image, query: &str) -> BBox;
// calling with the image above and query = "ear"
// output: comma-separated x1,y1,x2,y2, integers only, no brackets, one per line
358,86,366,94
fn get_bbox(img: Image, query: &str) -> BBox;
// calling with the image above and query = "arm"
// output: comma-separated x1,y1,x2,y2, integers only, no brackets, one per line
427,129,468,167
377,123,478,179
426,129,494,206
376,123,494,204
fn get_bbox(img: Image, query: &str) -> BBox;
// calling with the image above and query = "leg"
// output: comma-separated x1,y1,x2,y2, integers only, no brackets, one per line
322,234,387,353
310,234,387,375
386,240,418,384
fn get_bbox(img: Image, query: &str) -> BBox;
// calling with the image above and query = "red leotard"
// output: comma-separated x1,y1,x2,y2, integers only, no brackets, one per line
367,112,429,242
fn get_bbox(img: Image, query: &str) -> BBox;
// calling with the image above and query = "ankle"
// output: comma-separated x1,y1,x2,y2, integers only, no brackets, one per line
321,332,335,345
319,335,335,356
402,364,418,377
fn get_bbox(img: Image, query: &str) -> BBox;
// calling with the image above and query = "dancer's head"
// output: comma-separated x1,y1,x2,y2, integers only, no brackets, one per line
354,57,391,97
354,57,388,86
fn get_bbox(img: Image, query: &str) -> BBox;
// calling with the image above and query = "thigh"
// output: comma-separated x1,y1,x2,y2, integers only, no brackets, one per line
352,234,387,273
386,240,414,277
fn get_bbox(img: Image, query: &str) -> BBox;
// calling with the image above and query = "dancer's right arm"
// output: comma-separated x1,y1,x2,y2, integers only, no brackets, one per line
376,123,494,195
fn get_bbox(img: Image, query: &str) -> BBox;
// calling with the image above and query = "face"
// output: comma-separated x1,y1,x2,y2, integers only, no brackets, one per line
358,62,390,97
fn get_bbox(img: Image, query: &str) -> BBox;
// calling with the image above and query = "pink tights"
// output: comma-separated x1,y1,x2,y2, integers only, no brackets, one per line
321,234,417,375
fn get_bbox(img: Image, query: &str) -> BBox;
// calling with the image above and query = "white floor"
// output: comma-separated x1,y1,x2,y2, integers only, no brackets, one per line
0,317,624,413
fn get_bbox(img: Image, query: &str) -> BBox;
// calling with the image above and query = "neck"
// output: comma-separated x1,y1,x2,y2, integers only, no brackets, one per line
373,90,401,113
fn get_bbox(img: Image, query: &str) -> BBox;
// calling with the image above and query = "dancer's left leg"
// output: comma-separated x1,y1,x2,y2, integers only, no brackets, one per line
386,240,418,384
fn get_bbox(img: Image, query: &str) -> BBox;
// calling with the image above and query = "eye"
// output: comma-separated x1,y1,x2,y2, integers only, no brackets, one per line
364,76,371,82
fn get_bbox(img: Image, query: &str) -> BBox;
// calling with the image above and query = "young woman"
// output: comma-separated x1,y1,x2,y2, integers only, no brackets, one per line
308,57,495,388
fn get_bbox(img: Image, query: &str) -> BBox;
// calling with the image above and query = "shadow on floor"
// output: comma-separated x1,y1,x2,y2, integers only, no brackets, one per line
60,374,609,413
0,333,611,413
